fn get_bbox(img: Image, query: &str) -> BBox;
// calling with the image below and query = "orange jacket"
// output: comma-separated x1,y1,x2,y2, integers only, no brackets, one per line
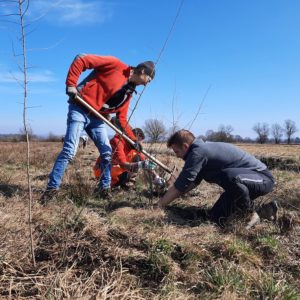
93,134,145,185
110,134,134,165
66,54,136,140
110,134,145,165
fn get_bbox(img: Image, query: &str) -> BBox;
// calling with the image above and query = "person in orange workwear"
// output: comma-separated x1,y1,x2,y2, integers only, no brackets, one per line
93,127,161,189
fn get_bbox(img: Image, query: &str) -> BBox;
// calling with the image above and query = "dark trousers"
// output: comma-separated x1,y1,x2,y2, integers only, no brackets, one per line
209,168,275,225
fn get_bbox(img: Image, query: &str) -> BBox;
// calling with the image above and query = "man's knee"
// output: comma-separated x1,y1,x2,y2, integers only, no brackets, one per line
100,152,112,164
59,147,76,162
236,172,274,199
233,182,253,211
234,180,250,197
99,144,112,158
97,141,112,161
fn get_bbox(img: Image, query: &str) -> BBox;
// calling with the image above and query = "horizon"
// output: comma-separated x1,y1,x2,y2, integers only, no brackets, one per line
1,129,299,143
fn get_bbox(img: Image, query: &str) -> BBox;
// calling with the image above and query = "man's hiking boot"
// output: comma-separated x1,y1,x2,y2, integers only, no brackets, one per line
245,212,261,230
40,188,59,205
257,199,278,221
94,187,112,200
245,200,278,230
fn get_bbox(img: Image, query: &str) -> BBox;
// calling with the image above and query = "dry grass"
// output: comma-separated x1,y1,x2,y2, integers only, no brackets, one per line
237,143,300,159
145,142,300,158
0,141,299,299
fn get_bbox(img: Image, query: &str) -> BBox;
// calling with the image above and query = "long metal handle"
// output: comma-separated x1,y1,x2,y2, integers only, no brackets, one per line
75,95,172,174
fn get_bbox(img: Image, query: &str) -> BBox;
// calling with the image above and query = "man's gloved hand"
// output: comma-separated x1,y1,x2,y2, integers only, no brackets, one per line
132,141,143,152
137,159,157,170
66,86,78,98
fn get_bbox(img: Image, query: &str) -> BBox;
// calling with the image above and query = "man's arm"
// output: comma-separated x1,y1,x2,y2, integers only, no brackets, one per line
158,182,197,209
111,137,127,165
158,185,182,208
120,162,139,172
66,54,121,87
173,148,206,193
112,138,144,172
116,101,136,141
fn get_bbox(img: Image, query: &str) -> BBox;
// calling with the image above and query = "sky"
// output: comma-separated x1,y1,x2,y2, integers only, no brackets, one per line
0,0,299,139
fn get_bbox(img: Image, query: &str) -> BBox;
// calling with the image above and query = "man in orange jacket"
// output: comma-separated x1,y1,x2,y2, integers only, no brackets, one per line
42,54,155,202
94,128,158,188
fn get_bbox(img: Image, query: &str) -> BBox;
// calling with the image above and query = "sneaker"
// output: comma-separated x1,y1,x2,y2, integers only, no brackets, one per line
40,188,59,205
94,187,112,200
256,200,278,221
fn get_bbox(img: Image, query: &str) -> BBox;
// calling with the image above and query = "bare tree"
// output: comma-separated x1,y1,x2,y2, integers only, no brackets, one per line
1,0,36,266
205,129,214,138
233,134,244,142
219,124,234,138
144,119,167,143
271,123,283,144
284,119,297,144
186,85,211,130
170,83,181,135
205,125,234,142
253,122,269,144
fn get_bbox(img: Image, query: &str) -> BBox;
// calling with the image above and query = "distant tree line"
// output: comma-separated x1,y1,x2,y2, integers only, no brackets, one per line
0,129,62,142
252,119,298,144
0,119,298,144
142,118,299,145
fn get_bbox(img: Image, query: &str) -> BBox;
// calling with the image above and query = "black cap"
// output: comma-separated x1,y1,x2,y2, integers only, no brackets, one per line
136,61,155,79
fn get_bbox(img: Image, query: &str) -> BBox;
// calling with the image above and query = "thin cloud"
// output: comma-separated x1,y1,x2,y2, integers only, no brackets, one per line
0,70,56,83
29,0,114,26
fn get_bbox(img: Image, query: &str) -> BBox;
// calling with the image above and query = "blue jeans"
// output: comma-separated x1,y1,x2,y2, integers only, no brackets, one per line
48,103,112,190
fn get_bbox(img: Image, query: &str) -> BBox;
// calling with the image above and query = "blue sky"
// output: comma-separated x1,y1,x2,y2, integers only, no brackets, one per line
0,0,299,138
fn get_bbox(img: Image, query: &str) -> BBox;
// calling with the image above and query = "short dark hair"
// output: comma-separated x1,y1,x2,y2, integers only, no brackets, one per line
167,130,195,148
134,61,155,79
132,128,145,140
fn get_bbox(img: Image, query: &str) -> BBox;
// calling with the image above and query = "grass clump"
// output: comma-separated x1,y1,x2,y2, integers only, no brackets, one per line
254,235,285,261
227,238,255,258
256,236,279,250
147,239,174,282
204,262,247,295
250,272,300,300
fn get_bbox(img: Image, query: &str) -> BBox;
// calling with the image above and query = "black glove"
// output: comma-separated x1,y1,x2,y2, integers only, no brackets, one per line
66,86,78,98
132,142,143,152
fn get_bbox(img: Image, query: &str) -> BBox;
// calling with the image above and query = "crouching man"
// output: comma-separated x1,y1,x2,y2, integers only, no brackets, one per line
157,129,276,227
94,128,158,189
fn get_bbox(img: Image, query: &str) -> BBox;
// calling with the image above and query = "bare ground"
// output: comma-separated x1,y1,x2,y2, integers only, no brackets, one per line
0,141,299,299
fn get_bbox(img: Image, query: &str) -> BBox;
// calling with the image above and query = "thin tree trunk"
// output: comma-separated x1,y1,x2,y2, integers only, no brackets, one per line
18,0,36,267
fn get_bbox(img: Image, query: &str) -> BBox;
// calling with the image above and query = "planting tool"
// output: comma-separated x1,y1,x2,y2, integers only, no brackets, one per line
75,94,173,174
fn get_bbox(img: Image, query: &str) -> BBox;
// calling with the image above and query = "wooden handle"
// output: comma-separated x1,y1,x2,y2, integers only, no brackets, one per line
74,94,172,174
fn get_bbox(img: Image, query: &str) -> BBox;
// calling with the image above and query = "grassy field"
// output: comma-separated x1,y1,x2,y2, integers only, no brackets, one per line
0,141,299,299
